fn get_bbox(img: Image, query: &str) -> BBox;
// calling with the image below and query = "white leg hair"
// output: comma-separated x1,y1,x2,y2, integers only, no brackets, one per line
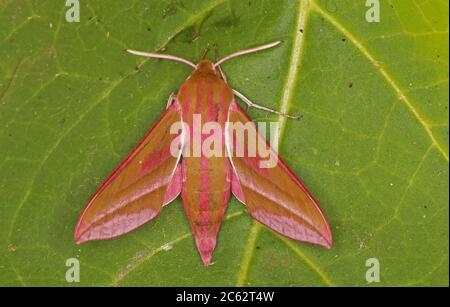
232,89,302,120
166,92,176,109
217,65,228,82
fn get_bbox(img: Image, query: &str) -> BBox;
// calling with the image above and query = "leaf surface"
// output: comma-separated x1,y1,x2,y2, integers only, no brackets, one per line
0,0,448,286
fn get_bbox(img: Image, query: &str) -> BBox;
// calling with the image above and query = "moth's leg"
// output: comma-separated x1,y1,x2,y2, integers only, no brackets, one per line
232,89,302,120
217,65,227,82
214,44,228,82
166,92,177,109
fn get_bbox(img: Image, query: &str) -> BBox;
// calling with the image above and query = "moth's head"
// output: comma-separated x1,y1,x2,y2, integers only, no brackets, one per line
192,60,222,79
196,59,214,71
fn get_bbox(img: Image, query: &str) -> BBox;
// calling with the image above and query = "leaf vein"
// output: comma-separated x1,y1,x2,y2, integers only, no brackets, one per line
279,236,335,286
277,0,312,140
312,1,449,162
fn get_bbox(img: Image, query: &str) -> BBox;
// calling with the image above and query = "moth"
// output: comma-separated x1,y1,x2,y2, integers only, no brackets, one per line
74,41,332,266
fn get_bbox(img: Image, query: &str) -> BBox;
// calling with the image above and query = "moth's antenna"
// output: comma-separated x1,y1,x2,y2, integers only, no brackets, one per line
126,49,197,69
214,41,282,68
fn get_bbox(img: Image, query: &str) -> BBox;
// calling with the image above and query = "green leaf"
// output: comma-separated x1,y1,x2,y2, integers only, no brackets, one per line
0,0,448,286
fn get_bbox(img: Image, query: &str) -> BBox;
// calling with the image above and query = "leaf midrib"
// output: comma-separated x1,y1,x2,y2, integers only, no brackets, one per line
235,0,335,287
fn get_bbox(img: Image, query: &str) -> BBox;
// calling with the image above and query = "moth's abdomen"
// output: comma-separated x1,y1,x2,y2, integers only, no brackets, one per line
181,157,231,266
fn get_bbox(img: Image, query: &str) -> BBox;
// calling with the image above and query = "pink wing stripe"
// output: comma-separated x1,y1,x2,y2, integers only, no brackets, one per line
163,163,182,206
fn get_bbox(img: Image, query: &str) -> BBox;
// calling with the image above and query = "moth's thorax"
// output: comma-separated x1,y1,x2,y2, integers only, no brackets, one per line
178,59,233,124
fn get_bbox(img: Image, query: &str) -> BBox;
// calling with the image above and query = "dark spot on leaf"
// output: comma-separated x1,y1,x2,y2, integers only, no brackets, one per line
214,15,240,28
173,25,198,43
342,38,346,42
300,29,304,33
147,27,152,32
163,2,178,19
88,16,101,24
325,0,338,13
348,82,353,88
191,31,199,41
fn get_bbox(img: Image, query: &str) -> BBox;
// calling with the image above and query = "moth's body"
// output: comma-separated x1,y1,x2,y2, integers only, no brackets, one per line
178,61,233,263
74,42,332,266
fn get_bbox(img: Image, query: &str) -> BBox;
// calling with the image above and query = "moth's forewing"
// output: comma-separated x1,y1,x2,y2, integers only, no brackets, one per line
226,102,332,248
74,102,183,244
